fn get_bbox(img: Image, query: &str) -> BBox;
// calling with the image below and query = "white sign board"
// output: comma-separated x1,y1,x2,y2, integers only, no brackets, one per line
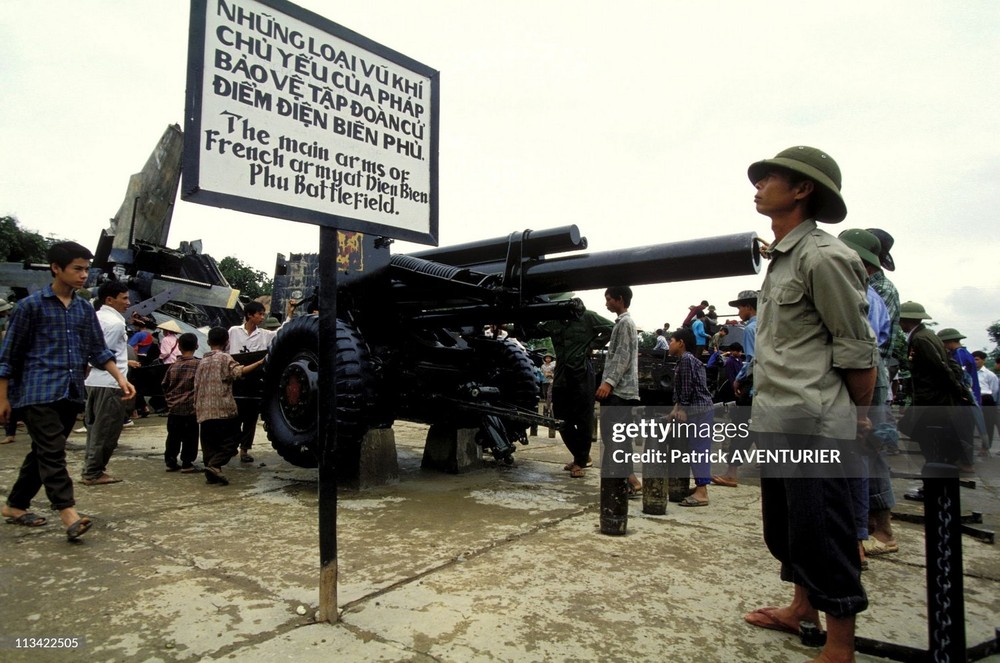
183,0,439,244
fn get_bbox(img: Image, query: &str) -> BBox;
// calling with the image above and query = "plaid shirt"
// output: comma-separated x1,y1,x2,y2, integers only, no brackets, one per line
0,285,114,408
161,355,200,416
673,351,713,412
193,350,246,423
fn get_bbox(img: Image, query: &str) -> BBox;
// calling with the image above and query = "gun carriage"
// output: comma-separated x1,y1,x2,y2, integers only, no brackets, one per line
263,226,761,470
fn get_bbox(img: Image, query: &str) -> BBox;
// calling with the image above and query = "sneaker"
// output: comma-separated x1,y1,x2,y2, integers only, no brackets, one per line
73,426,87,434
122,419,134,428
240,453,254,463
180,465,198,474
166,465,181,472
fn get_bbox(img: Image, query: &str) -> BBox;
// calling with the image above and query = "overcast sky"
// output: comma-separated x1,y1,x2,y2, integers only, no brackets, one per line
2,1,999,350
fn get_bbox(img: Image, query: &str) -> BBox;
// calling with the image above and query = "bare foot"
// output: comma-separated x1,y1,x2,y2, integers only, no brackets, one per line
59,507,83,529
1,505,28,520
745,605,820,634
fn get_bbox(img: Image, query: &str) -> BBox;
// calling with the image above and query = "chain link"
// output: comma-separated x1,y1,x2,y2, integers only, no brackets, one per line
931,491,954,663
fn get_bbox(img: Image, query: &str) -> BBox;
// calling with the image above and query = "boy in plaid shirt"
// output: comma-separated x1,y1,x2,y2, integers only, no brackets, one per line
161,332,201,473
194,327,265,485
1,242,134,540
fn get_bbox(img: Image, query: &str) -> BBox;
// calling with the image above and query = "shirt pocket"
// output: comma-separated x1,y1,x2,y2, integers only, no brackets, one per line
770,285,820,345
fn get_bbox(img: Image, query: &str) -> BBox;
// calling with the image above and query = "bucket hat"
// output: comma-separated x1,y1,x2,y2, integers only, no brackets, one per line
936,328,966,342
838,229,882,269
866,228,896,271
899,301,931,320
262,316,281,330
748,146,847,223
728,290,759,307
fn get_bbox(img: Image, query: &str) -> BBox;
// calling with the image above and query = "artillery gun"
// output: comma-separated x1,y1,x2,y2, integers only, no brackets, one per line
262,227,761,471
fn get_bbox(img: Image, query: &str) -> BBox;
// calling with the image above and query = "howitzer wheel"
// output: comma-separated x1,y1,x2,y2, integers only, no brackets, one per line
468,339,539,462
261,315,374,468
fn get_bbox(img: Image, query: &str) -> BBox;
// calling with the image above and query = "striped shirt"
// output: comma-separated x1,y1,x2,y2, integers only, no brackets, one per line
0,285,114,408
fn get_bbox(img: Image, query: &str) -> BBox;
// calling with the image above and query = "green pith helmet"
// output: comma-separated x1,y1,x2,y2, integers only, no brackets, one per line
899,301,931,320
838,229,882,269
936,328,966,342
748,146,847,223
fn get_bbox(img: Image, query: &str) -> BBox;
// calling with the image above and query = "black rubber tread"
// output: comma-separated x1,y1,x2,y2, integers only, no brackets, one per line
261,314,374,468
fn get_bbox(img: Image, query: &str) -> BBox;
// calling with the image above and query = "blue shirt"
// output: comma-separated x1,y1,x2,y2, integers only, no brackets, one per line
865,286,891,349
0,285,114,408
951,346,982,405
734,315,756,383
691,319,708,345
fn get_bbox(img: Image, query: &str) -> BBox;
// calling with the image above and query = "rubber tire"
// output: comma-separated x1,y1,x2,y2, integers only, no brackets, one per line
488,339,539,412
261,315,374,468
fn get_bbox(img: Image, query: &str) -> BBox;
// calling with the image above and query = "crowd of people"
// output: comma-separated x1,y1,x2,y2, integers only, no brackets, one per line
0,244,281,541
2,146,998,662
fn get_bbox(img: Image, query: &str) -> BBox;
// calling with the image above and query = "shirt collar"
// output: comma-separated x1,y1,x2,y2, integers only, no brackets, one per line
769,219,818,256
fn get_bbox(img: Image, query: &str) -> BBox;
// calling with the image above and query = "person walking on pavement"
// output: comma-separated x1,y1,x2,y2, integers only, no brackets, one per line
0,242,135,540
81,281,135,486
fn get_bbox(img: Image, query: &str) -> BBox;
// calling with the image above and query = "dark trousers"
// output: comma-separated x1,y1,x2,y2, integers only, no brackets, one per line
165,414,199,468
552,362,597,467
200,418,240,469
727,394,755,467
7,401,81,511
235,399,260,452
758,432,867,618
4,408,19,437
982,396,997,448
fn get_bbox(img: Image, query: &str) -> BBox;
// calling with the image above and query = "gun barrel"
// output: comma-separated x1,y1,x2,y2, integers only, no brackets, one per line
409,225,586,266
467,231,761,294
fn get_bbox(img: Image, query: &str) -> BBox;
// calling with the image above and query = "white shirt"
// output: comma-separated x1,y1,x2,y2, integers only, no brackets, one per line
978,366,999,402
228,323,275,354
85,305,128,388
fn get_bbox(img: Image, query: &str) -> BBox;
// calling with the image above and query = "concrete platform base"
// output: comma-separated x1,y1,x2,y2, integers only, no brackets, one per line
346,427,399,490
421,425,482,473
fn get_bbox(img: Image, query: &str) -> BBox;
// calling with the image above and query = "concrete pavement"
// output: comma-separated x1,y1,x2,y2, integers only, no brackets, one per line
1,415,998,662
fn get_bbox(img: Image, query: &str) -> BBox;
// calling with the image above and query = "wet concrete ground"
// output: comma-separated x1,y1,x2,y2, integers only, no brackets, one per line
1,415,998,662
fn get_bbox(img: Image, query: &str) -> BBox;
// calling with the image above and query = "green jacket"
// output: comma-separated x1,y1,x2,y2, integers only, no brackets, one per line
540,310,613,388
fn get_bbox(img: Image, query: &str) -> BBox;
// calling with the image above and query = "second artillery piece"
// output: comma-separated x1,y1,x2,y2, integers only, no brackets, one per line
261,225,761,475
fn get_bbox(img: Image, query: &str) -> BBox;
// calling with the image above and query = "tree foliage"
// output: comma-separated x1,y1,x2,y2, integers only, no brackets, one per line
987,320,1000,362
0,215,55,263
218,256,272,300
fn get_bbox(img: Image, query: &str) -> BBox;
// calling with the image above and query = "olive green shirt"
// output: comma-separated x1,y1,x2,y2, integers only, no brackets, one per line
541,310,614,388
751,220,878,439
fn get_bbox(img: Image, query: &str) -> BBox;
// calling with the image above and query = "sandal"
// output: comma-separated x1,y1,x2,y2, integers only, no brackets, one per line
710,475,738,487
678,495,709,507
569,466,585,478
5,512,48,527
66,517,92,541
1,435,15,445
627,482,642,499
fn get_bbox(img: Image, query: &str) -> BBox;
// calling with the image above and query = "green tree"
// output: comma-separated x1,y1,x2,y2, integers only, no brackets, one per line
0,215,55,263
987,320,1000,362
218,256,272,300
